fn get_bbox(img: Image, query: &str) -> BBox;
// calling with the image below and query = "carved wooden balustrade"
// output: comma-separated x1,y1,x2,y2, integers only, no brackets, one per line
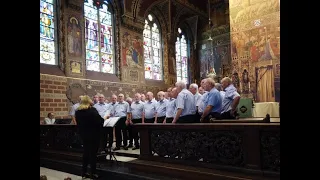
134,123,280,177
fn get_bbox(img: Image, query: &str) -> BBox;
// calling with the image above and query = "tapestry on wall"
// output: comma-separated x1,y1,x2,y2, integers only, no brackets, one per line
121,31,143,68
67,15,82,57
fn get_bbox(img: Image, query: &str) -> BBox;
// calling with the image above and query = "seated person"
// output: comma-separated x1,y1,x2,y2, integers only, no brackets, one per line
44,113,56,124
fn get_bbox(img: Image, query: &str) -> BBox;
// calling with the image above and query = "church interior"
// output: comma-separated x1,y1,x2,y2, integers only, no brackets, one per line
40,0,280,179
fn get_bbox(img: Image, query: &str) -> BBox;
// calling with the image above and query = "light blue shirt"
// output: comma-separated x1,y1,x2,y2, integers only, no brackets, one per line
112,101,130,117
176,89,196,117
221,91,240,113
143,100,157,119
194,93,202,107
93,102,112,118
204,88,222,113
166,98,176,118
69,103,80,116
131,101,144,119
156,99,168,117
198,92,208,114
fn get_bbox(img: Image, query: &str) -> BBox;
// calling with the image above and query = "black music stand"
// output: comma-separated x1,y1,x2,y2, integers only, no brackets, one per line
106,147,118,164
103,117,121,164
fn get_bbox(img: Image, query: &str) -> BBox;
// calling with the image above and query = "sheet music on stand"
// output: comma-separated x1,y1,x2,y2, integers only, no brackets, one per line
103,117,120,127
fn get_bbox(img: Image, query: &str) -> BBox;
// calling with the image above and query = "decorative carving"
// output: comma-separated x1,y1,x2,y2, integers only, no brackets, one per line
66,83,87,104
260,132,280,172
242,69,249,93
151,130,245,166
70,61,82,74
40,126,83,151
129,70,139,82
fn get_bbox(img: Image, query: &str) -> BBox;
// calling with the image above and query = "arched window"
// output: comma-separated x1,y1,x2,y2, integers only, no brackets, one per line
40,0,57,65
175,28,189,83
84,0,115,74
143,14,163,80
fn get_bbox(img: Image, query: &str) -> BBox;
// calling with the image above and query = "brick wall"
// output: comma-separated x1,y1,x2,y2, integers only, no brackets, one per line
40,74,69,121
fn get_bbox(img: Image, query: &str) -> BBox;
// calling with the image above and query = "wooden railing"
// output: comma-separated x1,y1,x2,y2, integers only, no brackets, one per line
134,123,280,177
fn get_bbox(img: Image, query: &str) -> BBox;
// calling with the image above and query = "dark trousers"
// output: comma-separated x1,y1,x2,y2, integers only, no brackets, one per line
221,110,238,119
131,118,142,147
99,127,113,150
203,112,222,123
176,114,196,123
81,135,100,174
166,117,173,123
115,117,128,147
194,111,201,123
144,118,155,123
156,116,166,123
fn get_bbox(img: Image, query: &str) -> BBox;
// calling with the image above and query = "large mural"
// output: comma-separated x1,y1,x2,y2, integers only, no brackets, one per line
121,30,144,69
120,27,145,84
229,0,280,101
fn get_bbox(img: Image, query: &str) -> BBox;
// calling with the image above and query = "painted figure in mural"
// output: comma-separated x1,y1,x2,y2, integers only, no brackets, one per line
121,32,131,66
242,69,249,93
132,36,143,64
258,27,279,61
68,17,82,57
231,71,240,90
231,35,238,57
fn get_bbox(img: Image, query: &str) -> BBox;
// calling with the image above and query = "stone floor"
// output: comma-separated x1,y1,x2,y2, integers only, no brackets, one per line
40,167,82,180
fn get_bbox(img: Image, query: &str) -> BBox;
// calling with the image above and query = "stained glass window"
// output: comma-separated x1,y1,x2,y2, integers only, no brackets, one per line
84,0,115,74
40,0,56,65
143,14,162,80
175,28,189,84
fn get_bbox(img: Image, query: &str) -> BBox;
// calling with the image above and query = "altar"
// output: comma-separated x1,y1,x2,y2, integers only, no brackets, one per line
253,102,280,117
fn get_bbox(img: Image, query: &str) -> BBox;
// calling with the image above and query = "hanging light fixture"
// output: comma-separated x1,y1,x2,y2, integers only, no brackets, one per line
208,0,213,41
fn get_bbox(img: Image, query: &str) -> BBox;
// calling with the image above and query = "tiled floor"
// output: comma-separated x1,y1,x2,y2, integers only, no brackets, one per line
40,167,82,180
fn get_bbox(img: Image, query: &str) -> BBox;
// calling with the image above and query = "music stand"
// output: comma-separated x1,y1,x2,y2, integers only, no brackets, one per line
103,117,121,164
106,147,118,163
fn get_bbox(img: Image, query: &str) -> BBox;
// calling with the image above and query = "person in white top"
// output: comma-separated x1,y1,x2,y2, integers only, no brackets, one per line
44,113,55,124
189,83,202,119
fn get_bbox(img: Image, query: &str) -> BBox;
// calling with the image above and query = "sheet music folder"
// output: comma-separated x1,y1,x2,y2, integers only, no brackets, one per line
103,117,120,127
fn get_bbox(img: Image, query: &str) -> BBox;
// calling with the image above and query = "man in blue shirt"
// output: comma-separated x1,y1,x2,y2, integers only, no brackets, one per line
142,92,157,123
129,93,144,149
93,94,113,153
155,91,168,123
164,87,176,123
220,77,240,119
172,81,196,123
111,94,131,151
200,78,222,122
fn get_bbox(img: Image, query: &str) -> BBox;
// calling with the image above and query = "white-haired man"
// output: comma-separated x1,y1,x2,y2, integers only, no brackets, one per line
189,83,202,120
94,94,113,153
129,93,144,149
142,92,157,123
111,94,131,151
163,87,177,123
198,79,208,116
154,91,168,123
172,81,196,123
220,77,240,119
200,78,222,122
